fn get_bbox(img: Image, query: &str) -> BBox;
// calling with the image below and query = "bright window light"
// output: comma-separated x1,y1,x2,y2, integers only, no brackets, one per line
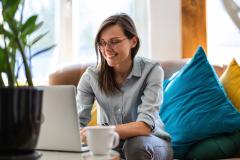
15,0,148,84
72,0,148,64
207,0,240,65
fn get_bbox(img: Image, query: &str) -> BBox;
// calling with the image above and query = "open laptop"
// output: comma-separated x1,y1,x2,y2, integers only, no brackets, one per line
36,85,88,152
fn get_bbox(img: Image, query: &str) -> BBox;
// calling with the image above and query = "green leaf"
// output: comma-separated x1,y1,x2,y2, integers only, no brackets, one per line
22,20,43,37
0,49,6,86
1,46,15,86
0,25,4,34
0,47,7,72
5,18,19,35
29,31,49,46
2,0,20,7
34,21,44,31
30,44,56,60
0,24,14,39
9,48,16,76
21,15,38,34
0,75,5,87
2,0,21,21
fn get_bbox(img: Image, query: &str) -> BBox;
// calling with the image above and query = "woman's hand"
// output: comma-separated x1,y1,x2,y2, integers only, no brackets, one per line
80,127,87,144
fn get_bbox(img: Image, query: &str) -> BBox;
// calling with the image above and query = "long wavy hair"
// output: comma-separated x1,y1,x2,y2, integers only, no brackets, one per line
95,13,140,95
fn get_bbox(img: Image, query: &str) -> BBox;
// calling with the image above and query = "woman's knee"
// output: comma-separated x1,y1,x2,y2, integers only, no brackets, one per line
123,135,173,160
123,136,153,160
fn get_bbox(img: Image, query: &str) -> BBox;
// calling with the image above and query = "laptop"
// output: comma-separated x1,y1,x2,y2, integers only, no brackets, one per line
36,85,89,152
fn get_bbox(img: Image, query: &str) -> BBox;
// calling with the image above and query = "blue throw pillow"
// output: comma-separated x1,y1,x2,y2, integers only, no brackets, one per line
159,46,240,159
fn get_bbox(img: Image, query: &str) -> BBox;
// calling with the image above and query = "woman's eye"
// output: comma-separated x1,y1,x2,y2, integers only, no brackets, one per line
98,41,106,46
110,40,120,45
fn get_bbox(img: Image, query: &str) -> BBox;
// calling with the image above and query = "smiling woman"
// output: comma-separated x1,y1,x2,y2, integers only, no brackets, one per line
77,13,173,160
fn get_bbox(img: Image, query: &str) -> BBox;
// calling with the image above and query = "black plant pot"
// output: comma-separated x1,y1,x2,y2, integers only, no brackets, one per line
0,87,43,155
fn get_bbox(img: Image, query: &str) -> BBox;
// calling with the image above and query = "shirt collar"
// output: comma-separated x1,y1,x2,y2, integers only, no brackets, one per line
127,57,142,79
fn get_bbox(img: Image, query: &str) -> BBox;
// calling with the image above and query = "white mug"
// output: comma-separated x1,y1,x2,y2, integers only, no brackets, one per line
86,126,119,155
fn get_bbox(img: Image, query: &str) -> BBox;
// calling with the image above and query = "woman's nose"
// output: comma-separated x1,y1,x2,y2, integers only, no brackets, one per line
105,43,113,51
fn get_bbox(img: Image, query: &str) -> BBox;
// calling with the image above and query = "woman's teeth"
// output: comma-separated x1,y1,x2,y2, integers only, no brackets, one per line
107,54,117,58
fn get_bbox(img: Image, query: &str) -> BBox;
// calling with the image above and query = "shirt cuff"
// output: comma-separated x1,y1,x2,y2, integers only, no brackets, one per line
136,113,155,131
78,103,92,127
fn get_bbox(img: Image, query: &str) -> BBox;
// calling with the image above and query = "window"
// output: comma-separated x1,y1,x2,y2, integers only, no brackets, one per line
13,0,149,83
73,0,133,64
207,0,240,64
71,0,149,64
17,0,57,83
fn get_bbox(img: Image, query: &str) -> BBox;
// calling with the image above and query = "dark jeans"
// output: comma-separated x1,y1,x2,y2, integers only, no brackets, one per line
114,135,173,160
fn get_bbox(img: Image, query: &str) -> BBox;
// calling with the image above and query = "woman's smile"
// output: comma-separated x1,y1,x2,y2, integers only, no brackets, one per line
106,53,118,59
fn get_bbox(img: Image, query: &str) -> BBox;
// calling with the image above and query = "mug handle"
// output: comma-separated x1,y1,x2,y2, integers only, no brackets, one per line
111,132,119,148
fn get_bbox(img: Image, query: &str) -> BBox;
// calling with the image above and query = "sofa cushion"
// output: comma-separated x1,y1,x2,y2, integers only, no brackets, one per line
159,46,240,159
87,102,97,126
185,131,240,159
220,58,240,111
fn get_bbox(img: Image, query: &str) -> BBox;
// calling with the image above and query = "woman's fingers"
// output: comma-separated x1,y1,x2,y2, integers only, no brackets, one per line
80,128,87,144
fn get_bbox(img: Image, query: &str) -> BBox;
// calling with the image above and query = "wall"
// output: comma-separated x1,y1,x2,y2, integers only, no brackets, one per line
148,0,181,60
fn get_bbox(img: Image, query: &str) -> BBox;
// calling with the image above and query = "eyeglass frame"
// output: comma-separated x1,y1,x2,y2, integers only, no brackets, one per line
97,38,128,50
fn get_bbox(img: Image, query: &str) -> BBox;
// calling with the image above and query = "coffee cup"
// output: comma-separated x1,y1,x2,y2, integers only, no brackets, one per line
86,126,119,155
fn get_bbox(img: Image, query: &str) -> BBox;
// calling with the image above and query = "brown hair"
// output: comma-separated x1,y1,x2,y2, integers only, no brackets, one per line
95,13,140,95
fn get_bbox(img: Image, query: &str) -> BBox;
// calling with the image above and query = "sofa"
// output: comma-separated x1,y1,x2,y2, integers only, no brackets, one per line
48,59,226,86
48,59,240,159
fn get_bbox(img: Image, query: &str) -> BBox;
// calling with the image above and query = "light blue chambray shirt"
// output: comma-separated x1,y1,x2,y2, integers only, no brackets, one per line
76,57,171,141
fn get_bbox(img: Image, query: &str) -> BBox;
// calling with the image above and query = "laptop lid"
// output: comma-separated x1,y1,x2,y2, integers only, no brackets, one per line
36,85,88,152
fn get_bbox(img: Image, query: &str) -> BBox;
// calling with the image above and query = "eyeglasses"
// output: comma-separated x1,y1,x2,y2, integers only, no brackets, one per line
97,38,127,50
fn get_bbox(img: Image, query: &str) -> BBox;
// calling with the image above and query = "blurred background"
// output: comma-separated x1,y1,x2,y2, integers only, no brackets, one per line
1,0,239,84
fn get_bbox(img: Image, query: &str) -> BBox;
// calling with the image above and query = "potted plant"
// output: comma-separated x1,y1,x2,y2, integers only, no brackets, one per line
0,0,55,158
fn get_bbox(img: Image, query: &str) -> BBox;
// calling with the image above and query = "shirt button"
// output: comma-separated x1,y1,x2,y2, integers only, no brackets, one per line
117,116,122,122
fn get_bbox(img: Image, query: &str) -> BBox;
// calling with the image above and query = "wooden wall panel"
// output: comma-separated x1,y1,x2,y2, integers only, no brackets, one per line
181,0,207,58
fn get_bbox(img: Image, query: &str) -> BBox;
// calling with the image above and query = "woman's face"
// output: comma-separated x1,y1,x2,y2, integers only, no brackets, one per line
99,24,137,67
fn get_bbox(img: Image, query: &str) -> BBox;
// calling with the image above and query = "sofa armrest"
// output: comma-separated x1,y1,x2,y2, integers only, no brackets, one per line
48,64,93,87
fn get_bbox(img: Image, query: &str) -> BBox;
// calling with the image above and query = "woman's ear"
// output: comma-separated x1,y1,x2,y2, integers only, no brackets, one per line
130,36,138,48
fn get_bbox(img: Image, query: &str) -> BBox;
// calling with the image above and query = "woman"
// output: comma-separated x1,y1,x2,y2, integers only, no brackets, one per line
77,13,173,160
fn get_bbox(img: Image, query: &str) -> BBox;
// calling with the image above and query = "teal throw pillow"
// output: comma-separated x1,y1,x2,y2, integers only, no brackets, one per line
159,46,240,159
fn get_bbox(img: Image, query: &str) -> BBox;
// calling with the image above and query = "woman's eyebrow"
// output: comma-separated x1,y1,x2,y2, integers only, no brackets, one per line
100,36,123,41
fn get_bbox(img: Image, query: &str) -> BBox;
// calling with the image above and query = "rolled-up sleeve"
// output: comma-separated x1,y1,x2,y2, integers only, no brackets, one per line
136,65,164,131
76,69,95,127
